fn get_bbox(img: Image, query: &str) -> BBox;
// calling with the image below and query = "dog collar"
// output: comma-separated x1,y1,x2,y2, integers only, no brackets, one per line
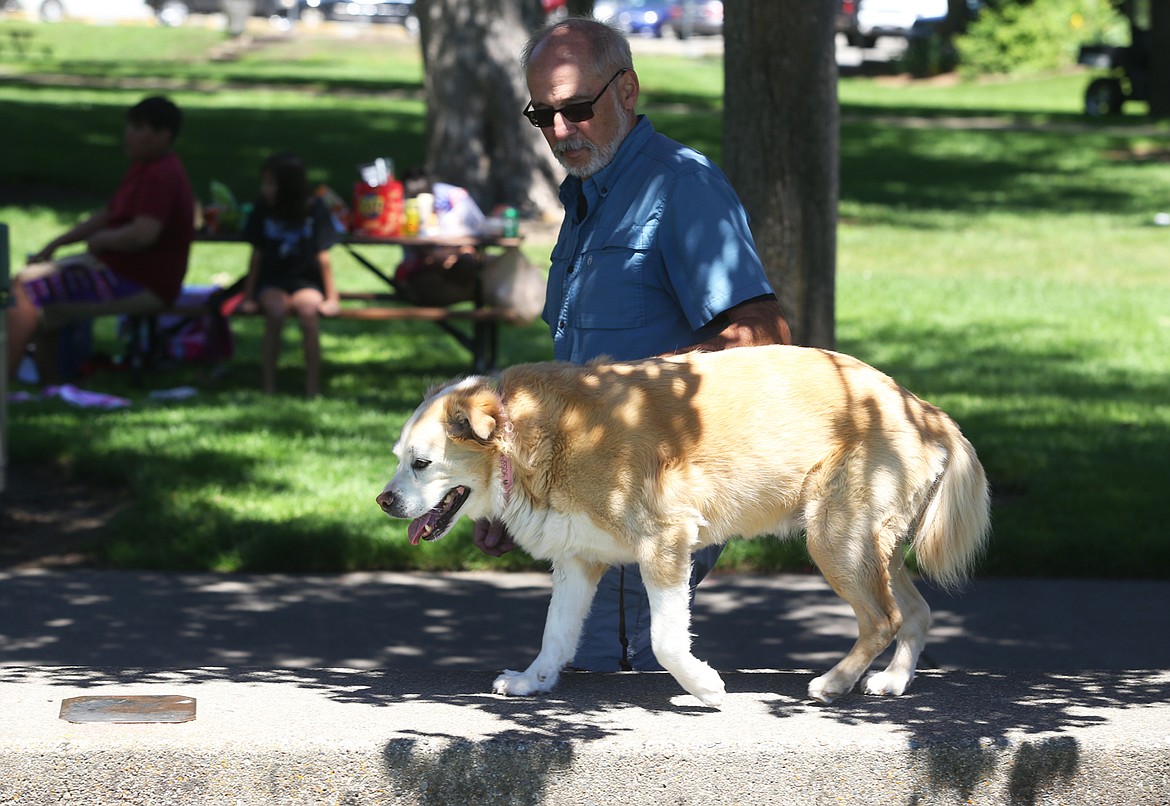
496,384,515,503
499,454,514,503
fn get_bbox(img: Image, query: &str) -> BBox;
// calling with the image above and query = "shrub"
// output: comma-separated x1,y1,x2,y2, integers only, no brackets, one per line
956,0,1128,76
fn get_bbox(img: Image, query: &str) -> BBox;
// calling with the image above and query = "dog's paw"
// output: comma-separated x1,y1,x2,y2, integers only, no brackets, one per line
694,685,725,709
678,664,726,708
807,674,849,704
862,670,912,697
491,668,555,697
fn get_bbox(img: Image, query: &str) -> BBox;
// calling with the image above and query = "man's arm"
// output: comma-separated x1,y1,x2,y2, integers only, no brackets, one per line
86,214,164,255
28,209,110,263
671,296,792,354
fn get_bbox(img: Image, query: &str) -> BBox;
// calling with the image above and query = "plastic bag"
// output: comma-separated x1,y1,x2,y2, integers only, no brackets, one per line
481,249,546,324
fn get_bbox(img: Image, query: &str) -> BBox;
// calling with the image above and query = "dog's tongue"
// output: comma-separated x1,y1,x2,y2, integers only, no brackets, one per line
407,514,435,546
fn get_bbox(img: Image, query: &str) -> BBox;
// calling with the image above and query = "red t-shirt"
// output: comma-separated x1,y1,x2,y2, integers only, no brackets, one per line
99,151,195,304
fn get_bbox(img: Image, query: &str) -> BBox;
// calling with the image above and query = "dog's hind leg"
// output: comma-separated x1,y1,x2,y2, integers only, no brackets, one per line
644,565,726,708
863,560,930,696
492,558,605,697
805,516,905,704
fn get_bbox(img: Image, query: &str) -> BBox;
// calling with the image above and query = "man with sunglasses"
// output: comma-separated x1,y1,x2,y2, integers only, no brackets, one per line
474,17,791,673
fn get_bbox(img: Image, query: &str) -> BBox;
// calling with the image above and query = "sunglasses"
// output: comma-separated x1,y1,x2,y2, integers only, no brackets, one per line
523,69,629,129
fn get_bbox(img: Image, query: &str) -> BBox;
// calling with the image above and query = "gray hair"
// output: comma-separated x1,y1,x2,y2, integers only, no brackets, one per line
521,16,634,80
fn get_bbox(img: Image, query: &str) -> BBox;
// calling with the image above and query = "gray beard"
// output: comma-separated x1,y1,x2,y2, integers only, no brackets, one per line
556,102,633,179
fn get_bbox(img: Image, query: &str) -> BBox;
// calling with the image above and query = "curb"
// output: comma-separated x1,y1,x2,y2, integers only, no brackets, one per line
2,667,1167,804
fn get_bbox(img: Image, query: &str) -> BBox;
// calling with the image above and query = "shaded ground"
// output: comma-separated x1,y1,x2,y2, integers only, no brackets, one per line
0,462,128,569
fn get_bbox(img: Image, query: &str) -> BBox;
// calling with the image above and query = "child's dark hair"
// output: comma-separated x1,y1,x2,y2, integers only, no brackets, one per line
126,96,183,138
262,151,309,222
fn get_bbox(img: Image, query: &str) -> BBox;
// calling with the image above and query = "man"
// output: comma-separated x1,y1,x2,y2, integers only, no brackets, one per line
474,17,791,671
6,95,195,385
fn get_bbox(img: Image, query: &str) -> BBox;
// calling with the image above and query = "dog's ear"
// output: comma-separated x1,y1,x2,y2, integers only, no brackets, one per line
445,386,503,446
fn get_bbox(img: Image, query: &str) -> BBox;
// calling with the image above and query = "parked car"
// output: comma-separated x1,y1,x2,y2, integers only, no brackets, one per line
6,0,151,22
146,0,297,27
668,0,721,39
592,0,618,23
541,0,566,22
299,0,417,33
853,0,947,46
605,0,722,39
609,0,675,37
837,0,861,45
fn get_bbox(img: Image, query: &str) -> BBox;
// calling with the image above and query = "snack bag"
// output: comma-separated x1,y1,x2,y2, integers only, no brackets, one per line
351,178,404,237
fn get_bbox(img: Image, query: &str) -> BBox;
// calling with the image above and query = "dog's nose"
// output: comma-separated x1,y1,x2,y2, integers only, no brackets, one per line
376,490,395,513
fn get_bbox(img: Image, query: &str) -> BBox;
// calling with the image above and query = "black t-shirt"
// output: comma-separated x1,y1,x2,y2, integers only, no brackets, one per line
243,197,340,292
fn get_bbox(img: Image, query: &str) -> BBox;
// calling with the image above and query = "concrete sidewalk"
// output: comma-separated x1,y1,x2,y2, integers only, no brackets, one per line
0,570,1168,671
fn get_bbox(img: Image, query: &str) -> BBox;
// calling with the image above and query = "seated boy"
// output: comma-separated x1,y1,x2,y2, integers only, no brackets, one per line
6,95,195,385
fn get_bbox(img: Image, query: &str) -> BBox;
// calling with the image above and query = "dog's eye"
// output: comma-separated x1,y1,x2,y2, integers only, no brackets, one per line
411,458,431,472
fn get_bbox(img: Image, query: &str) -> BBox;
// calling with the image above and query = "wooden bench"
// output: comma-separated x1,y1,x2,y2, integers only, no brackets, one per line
122,290,521,384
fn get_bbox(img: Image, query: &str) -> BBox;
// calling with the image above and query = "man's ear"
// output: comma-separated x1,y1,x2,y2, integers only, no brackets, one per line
445,387,503,445
619,68,640,113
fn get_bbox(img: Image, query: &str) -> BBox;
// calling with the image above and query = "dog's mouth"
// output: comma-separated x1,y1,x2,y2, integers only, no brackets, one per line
408,486,470,545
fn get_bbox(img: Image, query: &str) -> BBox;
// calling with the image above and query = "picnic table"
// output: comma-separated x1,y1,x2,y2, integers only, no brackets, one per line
190,230,527,374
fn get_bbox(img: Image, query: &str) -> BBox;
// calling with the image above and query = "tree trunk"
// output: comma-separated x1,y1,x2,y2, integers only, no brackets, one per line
1147,0,1170,118
415,0,562,217
722,0,838,348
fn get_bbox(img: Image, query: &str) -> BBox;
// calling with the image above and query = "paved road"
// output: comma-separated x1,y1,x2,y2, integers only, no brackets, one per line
1,570,1166,673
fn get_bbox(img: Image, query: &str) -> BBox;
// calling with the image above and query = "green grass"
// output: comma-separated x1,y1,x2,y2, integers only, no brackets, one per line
3,21,1169,577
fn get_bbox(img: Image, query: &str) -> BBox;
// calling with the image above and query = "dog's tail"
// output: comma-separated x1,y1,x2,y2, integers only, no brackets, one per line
911,431,991,591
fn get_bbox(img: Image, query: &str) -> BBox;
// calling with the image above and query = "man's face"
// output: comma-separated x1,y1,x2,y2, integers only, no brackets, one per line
526,50,635,178
123,121,172,162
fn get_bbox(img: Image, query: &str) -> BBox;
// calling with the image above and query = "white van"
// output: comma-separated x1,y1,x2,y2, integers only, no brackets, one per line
854,0,948,46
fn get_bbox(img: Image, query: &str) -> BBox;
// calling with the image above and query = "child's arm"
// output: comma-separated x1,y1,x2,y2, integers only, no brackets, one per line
318,249,340,316
238,248,263,314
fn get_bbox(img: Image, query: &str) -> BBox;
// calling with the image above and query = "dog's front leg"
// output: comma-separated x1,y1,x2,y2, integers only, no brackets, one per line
492,558,604,697
645,576,726,708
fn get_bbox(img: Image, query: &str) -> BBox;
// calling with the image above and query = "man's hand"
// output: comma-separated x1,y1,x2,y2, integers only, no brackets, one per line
473,518,518,557
28,242,58,264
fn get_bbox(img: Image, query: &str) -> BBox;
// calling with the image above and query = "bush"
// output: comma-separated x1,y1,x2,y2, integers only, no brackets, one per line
956,0,1128,76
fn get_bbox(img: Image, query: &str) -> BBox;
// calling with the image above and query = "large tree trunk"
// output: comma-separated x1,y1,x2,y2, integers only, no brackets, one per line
415,0,562,217
723,0,838,349
1147,0,1170,118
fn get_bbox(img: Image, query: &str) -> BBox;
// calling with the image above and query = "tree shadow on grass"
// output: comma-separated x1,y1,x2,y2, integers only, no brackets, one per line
839,120,1152,219
838,318,1170,577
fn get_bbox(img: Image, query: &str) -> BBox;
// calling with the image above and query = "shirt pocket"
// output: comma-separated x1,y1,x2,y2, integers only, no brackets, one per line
572,222,654,330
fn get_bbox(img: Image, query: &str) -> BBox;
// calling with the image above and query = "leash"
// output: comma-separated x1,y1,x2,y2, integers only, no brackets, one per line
618,567,632,671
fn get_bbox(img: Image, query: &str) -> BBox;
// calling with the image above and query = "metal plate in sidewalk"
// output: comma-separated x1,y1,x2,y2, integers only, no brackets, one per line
59,695,196,724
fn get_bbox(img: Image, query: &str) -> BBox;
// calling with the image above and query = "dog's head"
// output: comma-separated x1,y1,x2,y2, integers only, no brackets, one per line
376,376,508,545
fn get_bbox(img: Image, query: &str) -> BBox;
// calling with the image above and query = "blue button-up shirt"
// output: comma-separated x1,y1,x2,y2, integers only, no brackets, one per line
543,116,775,364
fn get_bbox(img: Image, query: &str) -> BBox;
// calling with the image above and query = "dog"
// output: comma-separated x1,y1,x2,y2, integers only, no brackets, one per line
376,345,990,707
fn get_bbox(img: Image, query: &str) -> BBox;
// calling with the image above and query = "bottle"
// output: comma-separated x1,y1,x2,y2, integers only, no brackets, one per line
502,206,520,238
403,198,420,236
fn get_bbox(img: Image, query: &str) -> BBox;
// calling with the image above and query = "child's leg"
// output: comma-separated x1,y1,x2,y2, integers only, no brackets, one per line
6,281,42,382
257,288,290,394
289,288,325,397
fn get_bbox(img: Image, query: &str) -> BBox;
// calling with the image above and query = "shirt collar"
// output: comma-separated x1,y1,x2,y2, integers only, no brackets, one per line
558,115,654,210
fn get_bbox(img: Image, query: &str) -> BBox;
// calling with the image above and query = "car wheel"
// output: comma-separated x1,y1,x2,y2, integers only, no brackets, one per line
38,0,64,22
1084,77,1124,118
156,0,191,26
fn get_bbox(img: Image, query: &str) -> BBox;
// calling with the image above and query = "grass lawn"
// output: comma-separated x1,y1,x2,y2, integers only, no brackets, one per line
2,20,1168,577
